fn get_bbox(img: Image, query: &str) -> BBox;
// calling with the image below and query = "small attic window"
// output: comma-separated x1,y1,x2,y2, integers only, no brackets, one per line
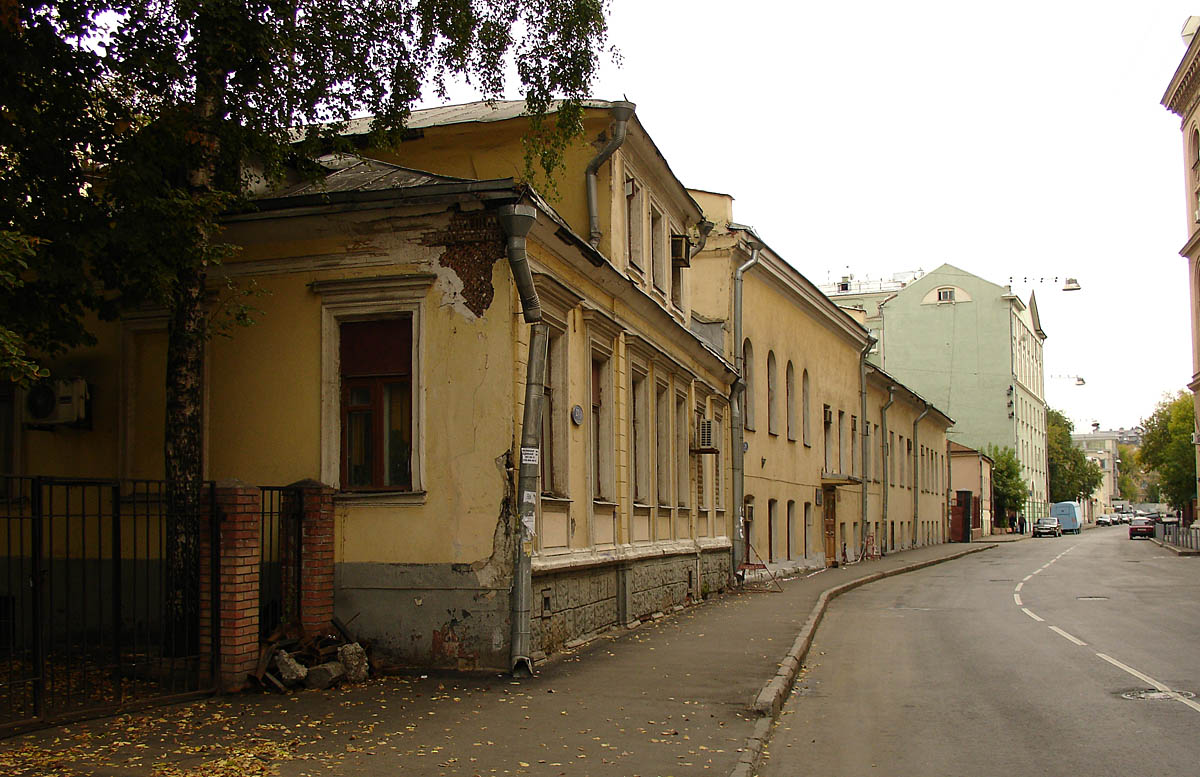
937,288,955,303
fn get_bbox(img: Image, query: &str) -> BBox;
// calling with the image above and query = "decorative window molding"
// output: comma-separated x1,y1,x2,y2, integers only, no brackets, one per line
312,273,434,493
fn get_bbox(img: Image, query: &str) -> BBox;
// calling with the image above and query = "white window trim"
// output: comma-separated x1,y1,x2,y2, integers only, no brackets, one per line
313,274,433,498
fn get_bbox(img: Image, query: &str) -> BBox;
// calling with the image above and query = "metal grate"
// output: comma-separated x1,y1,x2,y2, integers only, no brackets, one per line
0,476,216,728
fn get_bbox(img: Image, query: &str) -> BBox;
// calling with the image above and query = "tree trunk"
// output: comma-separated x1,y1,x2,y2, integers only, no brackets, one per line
164,260,207,656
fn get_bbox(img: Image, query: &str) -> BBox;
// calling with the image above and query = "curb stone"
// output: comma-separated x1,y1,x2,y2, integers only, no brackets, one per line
1150,537,1200,556
733,543,998,777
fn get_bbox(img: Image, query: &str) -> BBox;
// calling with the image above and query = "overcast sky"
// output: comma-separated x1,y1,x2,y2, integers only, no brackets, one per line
426,1,1195,433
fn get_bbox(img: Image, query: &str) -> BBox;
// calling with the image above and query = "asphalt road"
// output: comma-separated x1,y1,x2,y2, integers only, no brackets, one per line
758,528,1200,777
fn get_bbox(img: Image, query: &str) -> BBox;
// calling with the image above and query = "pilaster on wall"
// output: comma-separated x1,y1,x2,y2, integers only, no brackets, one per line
290,479,336,637
200,480,262,693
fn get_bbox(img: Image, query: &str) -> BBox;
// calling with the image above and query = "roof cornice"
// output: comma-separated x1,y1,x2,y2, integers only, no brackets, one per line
1163,35,1200,117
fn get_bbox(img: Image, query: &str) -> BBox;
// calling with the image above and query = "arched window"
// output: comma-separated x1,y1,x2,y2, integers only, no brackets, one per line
742,339,755,430
767,351,779,435
801,368,811,446
786,361,796,441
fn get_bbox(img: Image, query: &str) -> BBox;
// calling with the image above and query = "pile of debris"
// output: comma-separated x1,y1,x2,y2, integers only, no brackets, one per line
254,618,371,691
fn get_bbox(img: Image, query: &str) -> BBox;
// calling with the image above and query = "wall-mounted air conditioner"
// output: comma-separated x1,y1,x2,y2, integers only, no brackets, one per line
23,378,89,426
692,419,719,454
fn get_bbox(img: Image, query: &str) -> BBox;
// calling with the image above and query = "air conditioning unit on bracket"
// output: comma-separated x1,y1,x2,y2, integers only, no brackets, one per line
23,378,89,427
692,418,719,454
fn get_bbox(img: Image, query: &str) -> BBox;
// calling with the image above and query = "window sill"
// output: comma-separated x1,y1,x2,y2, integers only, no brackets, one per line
592,499,620,508
541,494,572,505
336,489,427,507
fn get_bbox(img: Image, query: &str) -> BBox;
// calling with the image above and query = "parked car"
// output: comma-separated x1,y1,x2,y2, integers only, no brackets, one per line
1129,518,1155,540
1033,517,1062,538
1050,501,1083,534
1096,514,1113,526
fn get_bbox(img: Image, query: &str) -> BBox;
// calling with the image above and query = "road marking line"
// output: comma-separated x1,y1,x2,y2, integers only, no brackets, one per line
1015,582,1023,592
1096,653,1200,714
1022,608,1044,622
1040,564,1050,570
1049,626,1087,646
1013,593,1023,606
1022,575,1032,582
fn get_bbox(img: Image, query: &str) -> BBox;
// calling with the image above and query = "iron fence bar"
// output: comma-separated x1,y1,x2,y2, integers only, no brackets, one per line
111,483,122,705
30,477,43,720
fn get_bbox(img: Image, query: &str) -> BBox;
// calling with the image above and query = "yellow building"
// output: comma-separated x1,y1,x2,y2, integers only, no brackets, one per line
4,100,735,673
3,98,956,686
688,192,952,571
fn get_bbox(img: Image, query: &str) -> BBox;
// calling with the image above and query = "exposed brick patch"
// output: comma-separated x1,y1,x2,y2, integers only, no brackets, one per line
423,209,505,317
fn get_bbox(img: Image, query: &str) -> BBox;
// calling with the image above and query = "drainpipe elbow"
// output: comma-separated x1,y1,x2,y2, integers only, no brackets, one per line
585,101,636,248
497,203,541,323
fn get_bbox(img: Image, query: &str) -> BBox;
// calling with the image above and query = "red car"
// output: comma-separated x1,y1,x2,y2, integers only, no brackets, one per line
1129,518,1155,540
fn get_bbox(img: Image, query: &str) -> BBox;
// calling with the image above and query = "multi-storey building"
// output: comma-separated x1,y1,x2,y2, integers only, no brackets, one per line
823,264,1049,519
690,193,952,567
1161,16,1200,515
1072,426,1122,517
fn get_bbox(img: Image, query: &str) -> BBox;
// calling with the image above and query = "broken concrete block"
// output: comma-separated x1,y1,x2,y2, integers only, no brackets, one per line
306,660,346,690
338,642,369,683
275,650,308,684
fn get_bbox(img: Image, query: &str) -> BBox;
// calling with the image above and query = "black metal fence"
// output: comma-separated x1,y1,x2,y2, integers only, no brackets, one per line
1156,522,1200,551
259,485,301,638
0,476,217,728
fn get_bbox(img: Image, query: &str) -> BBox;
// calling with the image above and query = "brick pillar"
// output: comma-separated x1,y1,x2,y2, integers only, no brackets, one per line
289,479,335,637
200,481,261,692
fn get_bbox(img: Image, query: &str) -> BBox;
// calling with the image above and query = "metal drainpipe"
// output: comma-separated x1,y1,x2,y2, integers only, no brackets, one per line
912,401,932,548
879,385,895,554
730,241,761,576
858,339,874,558
586,101,636,248
497,203,545,677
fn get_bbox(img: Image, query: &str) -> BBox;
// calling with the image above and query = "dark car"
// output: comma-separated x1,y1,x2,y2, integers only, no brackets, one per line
1033,517,1062,538
1129,518,1155,540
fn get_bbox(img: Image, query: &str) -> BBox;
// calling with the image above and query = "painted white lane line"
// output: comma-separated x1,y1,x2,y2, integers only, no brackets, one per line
1022,608,1044,622
1013,593,1023,606
1022,575,1032,582
1015,582,1024,592
1096,653,1200,714
1049,626,1087,646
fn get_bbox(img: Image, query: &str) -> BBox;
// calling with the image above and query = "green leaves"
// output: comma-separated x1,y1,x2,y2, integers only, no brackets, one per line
1139,392,1196,510
986,444,1028,521
1046,408,1103,504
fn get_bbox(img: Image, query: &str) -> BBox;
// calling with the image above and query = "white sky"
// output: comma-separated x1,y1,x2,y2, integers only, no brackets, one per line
425,1,1197,434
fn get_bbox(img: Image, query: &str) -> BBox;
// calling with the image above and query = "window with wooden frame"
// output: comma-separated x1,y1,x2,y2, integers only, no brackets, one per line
631,363,651,504
767,351,779,436
785,361,796,441
650,205,666,292
675,388,690,508
626,176,644,271
340,317,414,490
540,325,567,497
656,378,671,506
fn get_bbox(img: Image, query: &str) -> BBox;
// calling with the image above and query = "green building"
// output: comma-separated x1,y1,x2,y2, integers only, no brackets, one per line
823,264,1049,519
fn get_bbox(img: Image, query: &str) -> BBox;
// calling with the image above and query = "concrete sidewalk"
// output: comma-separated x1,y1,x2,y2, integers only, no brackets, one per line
2,542,995,777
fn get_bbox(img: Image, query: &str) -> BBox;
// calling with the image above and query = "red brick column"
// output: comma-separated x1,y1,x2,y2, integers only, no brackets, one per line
289,479,335,637
199,481,261,692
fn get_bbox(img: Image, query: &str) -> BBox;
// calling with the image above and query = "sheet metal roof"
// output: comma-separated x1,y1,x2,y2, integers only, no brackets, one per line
339,99,617,136
268,157,472,198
